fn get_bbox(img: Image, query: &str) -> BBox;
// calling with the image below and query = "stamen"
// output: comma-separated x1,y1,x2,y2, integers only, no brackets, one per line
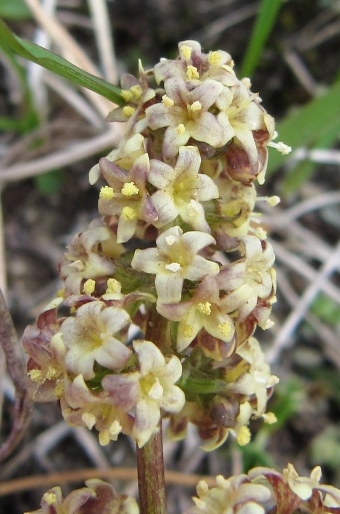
197,302,212,315
183,324,195,338
268,140,292,155
256,195,280,206
99,186,115,200
218,322,232,337
186,65,199,80
83,279,96,295
123,106,136,117
208,51,221,66
122,206,137,220
188,101,202,112
106,278,122,294
180,45,192,60
162,94,174,107
121,182,139,196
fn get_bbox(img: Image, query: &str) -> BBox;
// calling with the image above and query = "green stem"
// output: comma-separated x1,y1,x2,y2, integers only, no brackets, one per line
136,305,168,514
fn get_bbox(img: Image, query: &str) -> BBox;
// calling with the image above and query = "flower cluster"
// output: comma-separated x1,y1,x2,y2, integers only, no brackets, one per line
23,40,289,452
26,465,340,514
185,465,340,514
24,478,139,514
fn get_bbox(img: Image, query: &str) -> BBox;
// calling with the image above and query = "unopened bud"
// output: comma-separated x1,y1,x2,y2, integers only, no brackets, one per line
209,395,239,428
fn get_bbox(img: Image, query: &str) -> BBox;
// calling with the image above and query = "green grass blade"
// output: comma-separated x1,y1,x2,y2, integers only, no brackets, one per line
281,114,340,195
241,0,282,78
0,0,32,19
267,80,340,180
0,19,124,105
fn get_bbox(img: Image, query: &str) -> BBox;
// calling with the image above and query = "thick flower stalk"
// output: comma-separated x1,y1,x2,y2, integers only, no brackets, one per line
22,40,298,514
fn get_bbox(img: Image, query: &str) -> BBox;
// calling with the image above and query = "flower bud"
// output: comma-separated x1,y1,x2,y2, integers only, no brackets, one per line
209,395,240,428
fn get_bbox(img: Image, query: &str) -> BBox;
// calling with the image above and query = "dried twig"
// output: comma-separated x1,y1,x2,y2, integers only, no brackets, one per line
0,289,33,461
0,128,123,183
267,238,340,364
87,0,117,84
0,467,217,497
23,0,114,116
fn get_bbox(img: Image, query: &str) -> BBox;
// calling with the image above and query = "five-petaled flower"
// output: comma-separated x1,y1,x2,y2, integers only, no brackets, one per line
146,77,226,159
217,235,276,327
158,275,235,353
149,145,219,232
51,301,132,380
131,225,220,304
98,153,158,243
103,340,185,447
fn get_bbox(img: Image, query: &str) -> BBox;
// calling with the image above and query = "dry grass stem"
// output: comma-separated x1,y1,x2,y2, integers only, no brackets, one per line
87,0,117,84
267,238,340,364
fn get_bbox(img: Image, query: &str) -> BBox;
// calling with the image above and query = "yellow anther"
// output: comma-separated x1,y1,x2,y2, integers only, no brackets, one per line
43,492,57,505
130,85,142,99
177,124,185,134
82,412,96,430
263,412,277,425
28,369,42,382
218,322,232,338
109,420,122,438
183,324,195,338
83,278,96,295
162,95,174,108
106,278,122,294
197,302,212,315
180,45,192,60
57,288,65,298
267,195,280,206
237,426,251,446
99,429,110,446
99,186,115,200
123,105,136,117
186,65,199,80
121,89,134,102
46,366,60,380
121,181,139,196
208,51,221,66
122,206,137,220
54,381,64,398
188,101,202,112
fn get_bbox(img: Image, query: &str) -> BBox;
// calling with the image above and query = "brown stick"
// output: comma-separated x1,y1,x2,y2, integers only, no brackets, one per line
0,288,33,461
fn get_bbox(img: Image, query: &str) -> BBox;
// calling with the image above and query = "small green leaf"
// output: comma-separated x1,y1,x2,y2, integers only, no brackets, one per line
241,0,283,77
0,0,32,19
0,19,124,105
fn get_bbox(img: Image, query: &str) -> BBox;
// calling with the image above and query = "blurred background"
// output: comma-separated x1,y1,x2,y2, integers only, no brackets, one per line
0,0,340,512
